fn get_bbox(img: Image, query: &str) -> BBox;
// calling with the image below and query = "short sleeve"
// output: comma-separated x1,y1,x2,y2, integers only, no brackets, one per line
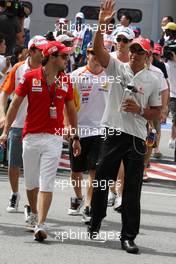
0,64,16,95
105,55,124,81
148,78,162,107
105,55,117,77
15,73,30,97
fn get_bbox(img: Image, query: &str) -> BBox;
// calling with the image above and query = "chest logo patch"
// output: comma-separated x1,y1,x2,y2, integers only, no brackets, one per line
32,87,42,92
32,78,41,87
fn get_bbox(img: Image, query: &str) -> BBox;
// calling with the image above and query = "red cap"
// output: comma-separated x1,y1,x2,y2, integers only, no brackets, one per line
130,37,151,53
153,43,163,55
42,41,72,57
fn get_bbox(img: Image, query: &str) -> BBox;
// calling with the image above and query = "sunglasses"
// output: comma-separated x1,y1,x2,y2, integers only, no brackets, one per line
116,37,129,44
52,52,68,59
89,50,95,56
130,46,147,55
58,54,68,59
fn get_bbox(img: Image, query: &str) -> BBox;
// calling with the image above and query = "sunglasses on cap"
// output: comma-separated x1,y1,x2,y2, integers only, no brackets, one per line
129,45,147,55
116,37,129,44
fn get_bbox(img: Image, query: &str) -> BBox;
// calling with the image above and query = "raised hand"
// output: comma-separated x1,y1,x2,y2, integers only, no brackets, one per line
99,0,116,25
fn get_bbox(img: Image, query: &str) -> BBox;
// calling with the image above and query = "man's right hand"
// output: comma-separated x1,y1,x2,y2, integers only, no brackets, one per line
0,133,8,147
99,0,116,25
5,56,11,69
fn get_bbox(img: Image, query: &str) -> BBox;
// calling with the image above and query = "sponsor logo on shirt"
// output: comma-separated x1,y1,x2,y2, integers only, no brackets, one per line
99,82,109,92
32,78,41,87
57,95,63,99
136,86,144,95
82,92,90,97
32,87,42,92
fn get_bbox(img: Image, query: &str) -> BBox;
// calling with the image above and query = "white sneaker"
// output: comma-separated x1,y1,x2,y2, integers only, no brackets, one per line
168,139,175,149
34,224,47,242
6,193,20,213
68,196,84,215
26,212,38,231
107,191,117,207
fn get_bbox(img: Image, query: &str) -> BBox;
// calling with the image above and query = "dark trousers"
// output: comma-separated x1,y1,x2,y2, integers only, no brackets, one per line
90,131,145,241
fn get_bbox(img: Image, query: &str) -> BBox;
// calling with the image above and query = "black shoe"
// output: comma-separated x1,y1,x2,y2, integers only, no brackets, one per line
121,240,139,254
82,206,91,224
87,221,101,240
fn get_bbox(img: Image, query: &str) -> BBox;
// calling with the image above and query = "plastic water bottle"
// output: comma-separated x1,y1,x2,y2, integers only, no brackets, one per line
146,129,157,148
119,85,138,112
119,87,133,112
0,145,4,163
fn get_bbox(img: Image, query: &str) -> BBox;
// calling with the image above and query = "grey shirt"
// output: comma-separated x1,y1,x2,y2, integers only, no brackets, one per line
101,56,161,140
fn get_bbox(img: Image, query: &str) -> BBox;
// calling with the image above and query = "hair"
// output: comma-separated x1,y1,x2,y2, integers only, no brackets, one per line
122,12,132,24
165,16,174,22
150,39,154,49
11,45,26,66
29,46,38,52
42,51,59,66
44,31,55,41
0,32,5,44
42,57,49,66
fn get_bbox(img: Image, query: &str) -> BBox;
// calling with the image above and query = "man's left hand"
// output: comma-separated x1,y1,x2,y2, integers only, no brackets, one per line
72,139,81,157
122,99,140,114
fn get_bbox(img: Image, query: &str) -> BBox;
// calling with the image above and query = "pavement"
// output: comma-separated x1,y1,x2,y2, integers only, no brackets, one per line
0,168,176,264
0,119,175,263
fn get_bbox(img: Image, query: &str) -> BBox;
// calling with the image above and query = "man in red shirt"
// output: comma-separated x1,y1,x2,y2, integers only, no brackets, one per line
0,41,81,242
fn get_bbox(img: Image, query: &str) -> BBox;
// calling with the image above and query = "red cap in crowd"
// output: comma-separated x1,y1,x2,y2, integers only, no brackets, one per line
130,37,151,53
153,43,163,55
42,41,73,57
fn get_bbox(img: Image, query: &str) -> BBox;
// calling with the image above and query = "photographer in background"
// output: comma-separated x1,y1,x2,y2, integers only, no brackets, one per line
159,16,174,46
0,0,31,55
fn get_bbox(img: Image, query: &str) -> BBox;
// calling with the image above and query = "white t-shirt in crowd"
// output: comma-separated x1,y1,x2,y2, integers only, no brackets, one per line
0,55,11,85
24,17,30,29
70,66,109,138
102,56,162,141
165,60,176,98
12,59,30,128
1,58,30,128
103,33,116,52
149,64,168,92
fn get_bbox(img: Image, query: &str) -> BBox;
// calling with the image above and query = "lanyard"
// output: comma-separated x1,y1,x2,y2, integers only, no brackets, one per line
43,68,59,104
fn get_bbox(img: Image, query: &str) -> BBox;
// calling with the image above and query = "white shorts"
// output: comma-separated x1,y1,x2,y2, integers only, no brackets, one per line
22,133,63,192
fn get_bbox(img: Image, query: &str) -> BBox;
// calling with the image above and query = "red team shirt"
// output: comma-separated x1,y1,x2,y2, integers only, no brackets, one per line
15,67,73,137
